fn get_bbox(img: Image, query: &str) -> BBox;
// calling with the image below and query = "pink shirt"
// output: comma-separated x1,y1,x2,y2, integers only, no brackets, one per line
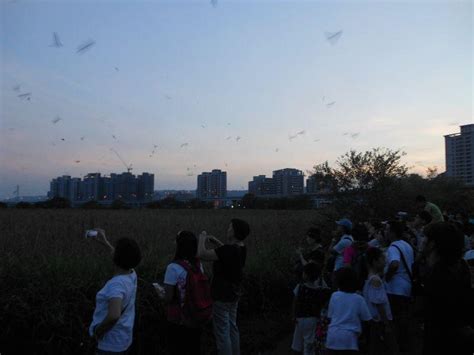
343,245,357,265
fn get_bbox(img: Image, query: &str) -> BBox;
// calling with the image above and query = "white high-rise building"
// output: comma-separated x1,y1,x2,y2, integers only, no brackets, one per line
444,124,474,187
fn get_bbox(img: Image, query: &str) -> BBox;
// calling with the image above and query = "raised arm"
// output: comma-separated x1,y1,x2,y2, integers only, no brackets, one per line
92,228,115,255
197,231,219,261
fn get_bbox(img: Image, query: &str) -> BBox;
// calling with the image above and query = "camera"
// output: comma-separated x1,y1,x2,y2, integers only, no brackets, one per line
85,230,98,238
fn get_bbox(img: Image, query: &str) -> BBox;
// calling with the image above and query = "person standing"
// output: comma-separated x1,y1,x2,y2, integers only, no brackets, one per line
423,222,473,355
415,195,444,223
197,219,250,355
329,219,354,272
89,229,142,355
384,221,414,353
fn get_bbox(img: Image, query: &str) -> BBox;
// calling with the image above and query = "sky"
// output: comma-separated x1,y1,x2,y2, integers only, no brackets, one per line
0,0,472,198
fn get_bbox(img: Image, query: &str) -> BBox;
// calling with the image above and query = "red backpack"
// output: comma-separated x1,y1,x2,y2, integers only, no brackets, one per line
167,260,213,326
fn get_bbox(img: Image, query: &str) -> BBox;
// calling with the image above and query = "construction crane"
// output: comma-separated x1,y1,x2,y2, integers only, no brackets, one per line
110,148,133,173
13,185,20,201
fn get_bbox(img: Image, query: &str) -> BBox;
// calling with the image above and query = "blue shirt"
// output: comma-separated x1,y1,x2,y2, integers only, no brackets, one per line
89,270,137,352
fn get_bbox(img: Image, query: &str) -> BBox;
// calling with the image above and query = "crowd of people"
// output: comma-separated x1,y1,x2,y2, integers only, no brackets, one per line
86,195,474,355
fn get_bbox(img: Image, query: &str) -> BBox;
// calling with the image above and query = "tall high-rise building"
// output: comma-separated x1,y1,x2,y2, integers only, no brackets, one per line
138,173,154,201
48,171,155,202
82,173,103,201
272,168,304,196
197,169,227,199
445,124,474,187
248,175,276,196
306,175,318,194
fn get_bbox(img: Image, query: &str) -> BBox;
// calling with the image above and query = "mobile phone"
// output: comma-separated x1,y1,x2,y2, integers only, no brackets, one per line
85,230,98,238
152,282,164,292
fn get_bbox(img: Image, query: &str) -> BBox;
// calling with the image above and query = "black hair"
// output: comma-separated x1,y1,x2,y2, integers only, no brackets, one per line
365,247,384,268
417,211,433,225
352,223,369,242
387,220,405,240
303,262,321,282
335,267,358,293
416,195,426,203
231,219,250,241
306,227,322,242
174,231,198,264
113,238,142,270
424,222,464,265
368,219,383,231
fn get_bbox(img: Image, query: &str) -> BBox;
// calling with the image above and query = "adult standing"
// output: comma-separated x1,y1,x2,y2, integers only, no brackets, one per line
197,219,250,355
89,229,141,355
329,219,353,273
384,220,414,353
415,195,444,223
163,231,210,355
423,222,474,355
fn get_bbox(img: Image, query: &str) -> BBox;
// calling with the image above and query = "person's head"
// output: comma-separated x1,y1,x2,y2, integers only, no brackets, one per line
306,227,322,245
227,218,250,241
365,247,386,273
352,223,369,242
385,220,405,242
415,211,432,227
174,231,198,263
424,222,465,267
415,195,427,209
335,267,358,293
302,262,321,283
366,220,383,236
113,238,142,270
335,218,352,237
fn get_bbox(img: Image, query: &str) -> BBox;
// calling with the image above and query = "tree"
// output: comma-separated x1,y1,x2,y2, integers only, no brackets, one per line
81,200,101,209
309,148,409,219
0,202,7,209
241,193,257,209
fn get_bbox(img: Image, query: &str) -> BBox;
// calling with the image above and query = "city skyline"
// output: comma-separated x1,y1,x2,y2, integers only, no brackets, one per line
1,1,472,198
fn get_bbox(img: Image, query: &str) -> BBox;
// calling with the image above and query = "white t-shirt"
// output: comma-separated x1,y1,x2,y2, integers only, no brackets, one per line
464,249,474,261
333,235,353,271
385,240,414,297
326,291,372,350
89,270,137,352
363,275,393,322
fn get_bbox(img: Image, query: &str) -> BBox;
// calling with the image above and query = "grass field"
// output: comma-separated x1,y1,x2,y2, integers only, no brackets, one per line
0,209,324,354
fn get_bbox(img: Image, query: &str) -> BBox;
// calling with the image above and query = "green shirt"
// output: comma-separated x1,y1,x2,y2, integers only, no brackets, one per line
425,202,444,223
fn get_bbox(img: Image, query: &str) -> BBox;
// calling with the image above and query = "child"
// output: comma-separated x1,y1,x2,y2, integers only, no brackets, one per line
291,262,331,355
363,247,398,355
326,268,372,354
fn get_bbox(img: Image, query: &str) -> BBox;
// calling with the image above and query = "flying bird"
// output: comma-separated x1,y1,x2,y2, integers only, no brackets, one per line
114,67,119,72
18,92,31,100
180,143,189,148
325,30,343,45
289,134,298,141
226,136,232,140
296,130,305,136
275,148,279,152
164,94,172,100
112,135,117,140
50,32,63,48
61,138,65,141
326,101,336,107
313,139,320,142
342,132,349,136
75,160,80,163
201,124,206,129
351,133,360,139
235,136,241,142
210,0,218,8
13,85,21,92
76,40,96,54
52,116,62,124
80,136,85,141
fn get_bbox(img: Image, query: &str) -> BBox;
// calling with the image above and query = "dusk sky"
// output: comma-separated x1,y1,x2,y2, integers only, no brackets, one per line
1,0,472,198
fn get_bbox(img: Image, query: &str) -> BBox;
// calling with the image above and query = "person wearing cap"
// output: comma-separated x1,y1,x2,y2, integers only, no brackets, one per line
329,218,354,273
197,218,250,355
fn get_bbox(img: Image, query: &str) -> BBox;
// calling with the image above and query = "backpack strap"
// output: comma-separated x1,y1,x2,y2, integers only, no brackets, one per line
392,244,413,281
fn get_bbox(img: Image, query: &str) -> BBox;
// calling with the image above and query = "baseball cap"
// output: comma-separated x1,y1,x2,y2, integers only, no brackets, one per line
336,218,353,231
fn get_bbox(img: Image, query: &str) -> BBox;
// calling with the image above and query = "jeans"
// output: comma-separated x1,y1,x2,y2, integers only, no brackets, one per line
213,300,240,355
